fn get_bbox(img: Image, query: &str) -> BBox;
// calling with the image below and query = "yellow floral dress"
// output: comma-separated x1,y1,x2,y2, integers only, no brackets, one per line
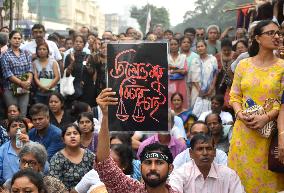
228,58,284,193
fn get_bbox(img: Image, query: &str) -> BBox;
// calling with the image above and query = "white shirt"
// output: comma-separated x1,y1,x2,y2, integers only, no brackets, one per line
173,148,228,169
21,39,62,61
198,110,233,125
169,161,245,193
75,169,104,193
171,116,187,139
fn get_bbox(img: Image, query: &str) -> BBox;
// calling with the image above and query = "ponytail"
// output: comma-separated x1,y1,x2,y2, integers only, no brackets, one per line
248,38,259,57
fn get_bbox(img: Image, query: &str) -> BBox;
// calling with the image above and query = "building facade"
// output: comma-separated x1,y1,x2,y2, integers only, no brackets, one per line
9,0,105,36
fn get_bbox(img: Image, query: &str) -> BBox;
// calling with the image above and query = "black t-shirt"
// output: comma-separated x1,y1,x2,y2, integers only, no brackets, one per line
49,110,73,130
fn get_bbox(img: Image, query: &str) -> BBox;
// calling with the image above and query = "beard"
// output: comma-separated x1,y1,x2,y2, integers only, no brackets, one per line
142,171,169,188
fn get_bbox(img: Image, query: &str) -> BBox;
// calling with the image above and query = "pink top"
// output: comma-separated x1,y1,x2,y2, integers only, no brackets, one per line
169,160,245,193
95,156,179,193
136,134,187,159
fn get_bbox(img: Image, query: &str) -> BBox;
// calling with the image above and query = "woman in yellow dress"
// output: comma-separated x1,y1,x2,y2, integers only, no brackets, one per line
229,20,284,192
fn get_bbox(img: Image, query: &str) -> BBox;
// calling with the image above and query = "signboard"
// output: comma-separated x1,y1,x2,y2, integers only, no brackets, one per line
107,41,168,132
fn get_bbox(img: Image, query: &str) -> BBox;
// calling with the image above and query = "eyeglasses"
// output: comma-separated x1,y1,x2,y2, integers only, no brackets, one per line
20,159,38,167
260,30,283,37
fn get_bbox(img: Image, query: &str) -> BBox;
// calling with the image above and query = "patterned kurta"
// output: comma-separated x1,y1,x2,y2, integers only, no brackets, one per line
228,58,284,193
49,149,95,190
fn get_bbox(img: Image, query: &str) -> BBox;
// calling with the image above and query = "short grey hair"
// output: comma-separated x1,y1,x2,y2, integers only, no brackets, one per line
0,32,8,46
19,142,48,168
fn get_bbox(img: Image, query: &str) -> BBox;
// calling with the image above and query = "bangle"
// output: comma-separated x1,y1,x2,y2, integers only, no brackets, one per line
235,109,242,119
279,131,284,136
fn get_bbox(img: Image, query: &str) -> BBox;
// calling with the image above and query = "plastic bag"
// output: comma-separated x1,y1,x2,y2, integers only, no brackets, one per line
60,69,75,96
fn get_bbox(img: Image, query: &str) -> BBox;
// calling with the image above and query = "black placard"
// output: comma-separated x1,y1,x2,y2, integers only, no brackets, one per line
107,41,168,132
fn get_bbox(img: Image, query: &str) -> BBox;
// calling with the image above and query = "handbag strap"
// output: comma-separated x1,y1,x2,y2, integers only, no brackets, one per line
63,69,67,78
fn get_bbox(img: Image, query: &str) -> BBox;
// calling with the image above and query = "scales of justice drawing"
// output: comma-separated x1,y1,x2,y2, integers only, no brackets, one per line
107,42,169,132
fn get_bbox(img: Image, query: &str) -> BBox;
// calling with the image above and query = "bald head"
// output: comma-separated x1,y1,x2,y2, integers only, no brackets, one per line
189,121,209,139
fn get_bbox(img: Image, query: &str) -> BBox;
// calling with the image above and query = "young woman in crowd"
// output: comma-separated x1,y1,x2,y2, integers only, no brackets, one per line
78,112,98,153
229,20,284,192
0,104,31,130
33,42,60,104
0,117,29,185
0,105,32,146
170,92,187,115
215,38,236,112
81,42,100,107
168,38,188,109
180,36,201,107
1,30,33,116
96,41,107,94
87,33,97,53
49,123,94,191
48,92,73,129
196,40,218,99
10,169,47,193
215,38,235,91
65,34,89,105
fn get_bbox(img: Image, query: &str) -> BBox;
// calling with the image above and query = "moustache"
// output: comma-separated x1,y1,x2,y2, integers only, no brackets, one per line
146,172,160,178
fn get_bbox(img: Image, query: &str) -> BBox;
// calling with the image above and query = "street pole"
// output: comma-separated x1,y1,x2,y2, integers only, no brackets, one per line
9,0,13,30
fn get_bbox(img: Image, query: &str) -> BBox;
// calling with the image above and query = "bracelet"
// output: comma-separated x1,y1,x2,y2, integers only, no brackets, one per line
235,109,242,119
279,131,284,136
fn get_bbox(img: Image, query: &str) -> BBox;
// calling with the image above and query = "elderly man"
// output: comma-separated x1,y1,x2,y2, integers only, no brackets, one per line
205,113,230,153
94,88,179,193
169,134,244,193
205,25,221,55
173,121,227,169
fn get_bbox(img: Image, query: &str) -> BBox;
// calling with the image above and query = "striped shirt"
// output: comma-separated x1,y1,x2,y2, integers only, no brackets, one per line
0,48,32,89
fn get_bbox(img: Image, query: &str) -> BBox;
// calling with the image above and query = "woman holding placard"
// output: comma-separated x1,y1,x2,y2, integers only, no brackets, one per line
33,42,60,104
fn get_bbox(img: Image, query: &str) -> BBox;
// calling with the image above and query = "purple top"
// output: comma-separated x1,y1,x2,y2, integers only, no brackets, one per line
137,134,186,159
81,132,98,154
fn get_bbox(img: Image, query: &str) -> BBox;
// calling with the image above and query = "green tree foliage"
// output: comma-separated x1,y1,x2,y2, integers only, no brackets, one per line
174,0,252,33
130,4,170,33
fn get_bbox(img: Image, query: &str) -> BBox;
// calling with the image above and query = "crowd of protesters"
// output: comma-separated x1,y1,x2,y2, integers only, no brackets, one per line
0,2,283,192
